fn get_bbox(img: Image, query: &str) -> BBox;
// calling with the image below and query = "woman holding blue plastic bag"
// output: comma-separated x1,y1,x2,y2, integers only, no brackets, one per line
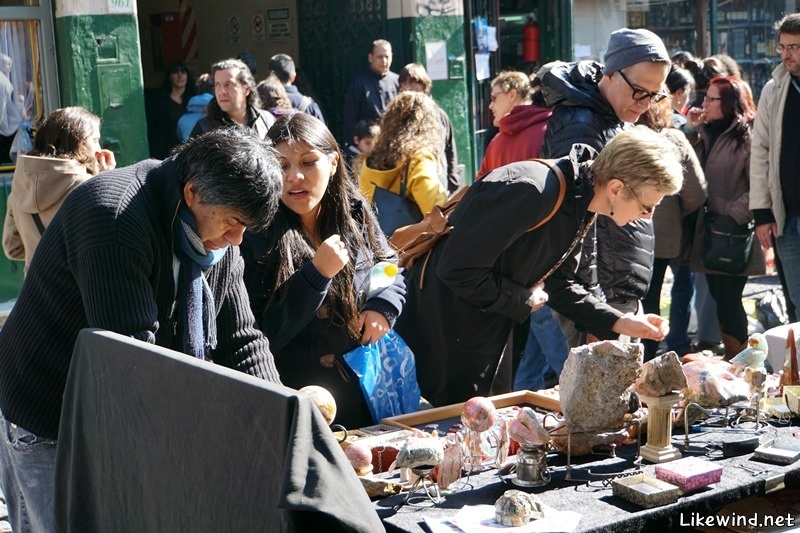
242,113,409,429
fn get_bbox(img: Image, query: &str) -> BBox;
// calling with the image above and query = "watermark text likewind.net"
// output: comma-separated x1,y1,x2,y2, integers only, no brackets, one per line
680,512,796,528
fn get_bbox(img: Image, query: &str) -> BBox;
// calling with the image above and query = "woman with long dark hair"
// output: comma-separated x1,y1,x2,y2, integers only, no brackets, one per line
242,113,405,428
148,60,195,158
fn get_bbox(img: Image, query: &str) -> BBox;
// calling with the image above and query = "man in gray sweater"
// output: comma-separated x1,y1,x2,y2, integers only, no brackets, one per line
0,127,283,532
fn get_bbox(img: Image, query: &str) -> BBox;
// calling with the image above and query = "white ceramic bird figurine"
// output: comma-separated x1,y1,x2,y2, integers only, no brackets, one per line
729,333,769,369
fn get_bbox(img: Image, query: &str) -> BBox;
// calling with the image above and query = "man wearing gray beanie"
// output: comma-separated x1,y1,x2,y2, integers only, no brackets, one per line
522,28,670,378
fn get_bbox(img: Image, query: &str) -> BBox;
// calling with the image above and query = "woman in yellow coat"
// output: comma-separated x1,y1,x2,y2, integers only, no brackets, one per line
358,91,447,233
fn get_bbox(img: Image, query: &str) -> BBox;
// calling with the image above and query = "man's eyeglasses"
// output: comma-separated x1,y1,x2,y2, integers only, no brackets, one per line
624,183,656,215
777,43,800,54
617,70,668,103
703,95,722,102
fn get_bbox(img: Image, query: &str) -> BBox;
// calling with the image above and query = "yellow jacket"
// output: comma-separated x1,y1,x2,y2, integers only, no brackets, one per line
358,149,447,215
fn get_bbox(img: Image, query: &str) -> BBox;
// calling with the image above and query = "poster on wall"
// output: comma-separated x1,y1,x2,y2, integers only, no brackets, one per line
474,17,489,54
267,8,291,41
425,42,448,80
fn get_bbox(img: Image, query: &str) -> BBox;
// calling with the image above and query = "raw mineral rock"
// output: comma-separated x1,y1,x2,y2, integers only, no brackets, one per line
681,357,750,407
396,437,444,469
559,341,642,434
495,490,545,526
742,366,767,397
633,352,688,397
435,436,463,489
359,477,403,499
508,407,550,446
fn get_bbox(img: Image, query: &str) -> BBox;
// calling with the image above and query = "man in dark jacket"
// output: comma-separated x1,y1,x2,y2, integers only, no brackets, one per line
268,53,326,123
0,128,283,532
190,58,275,140
540,27,670,346
343,39,399,145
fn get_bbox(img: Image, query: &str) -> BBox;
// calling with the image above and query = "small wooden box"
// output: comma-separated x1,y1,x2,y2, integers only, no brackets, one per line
655,457,723,493
612,473,681,508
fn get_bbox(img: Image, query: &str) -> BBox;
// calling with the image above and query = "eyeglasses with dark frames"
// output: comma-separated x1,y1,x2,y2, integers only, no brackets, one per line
624,183,656,215
617,70,669,103
703,95,722,102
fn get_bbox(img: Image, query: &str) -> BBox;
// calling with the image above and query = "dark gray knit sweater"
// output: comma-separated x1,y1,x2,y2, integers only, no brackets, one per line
0,157,281,439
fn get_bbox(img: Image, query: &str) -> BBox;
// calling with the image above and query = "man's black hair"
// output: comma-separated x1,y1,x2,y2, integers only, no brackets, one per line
175,127,282,230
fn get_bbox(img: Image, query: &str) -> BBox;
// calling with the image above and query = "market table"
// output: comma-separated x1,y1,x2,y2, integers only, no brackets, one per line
375,422,800,532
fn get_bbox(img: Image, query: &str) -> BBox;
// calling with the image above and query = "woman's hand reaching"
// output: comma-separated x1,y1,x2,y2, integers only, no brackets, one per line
312,234,349,278
612,313,669,341
358,310,390,345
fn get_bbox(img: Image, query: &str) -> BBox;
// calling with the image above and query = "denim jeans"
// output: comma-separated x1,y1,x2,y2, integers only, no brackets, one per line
776,216,800,310
514,306,568,391
0,409,56,533
665,264,694,355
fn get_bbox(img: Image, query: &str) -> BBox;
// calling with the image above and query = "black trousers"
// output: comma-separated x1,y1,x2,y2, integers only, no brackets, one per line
704,273,749,343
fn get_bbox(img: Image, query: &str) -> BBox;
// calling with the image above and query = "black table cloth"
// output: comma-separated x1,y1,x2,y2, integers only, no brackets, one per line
55,328,383,533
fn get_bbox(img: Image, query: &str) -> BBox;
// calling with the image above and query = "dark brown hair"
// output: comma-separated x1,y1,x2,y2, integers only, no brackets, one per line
30,106,101,175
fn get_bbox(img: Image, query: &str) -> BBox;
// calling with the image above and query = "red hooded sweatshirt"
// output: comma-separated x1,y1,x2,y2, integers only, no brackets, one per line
477,104,552,177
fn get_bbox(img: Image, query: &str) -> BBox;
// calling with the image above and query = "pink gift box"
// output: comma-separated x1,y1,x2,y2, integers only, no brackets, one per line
654,457,723,493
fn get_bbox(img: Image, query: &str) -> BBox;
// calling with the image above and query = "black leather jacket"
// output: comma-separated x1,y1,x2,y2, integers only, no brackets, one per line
539,60,654,302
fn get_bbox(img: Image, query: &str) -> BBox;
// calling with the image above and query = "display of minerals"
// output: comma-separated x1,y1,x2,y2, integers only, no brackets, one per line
396,437,444,469
461,396,497,432
507,407,550,446
494,489,545,526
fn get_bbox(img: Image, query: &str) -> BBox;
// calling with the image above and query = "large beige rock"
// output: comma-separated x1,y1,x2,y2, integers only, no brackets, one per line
633,352,687,397
553,341,642,455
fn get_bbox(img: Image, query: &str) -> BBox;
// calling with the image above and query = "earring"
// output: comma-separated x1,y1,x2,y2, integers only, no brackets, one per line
610,209,614,216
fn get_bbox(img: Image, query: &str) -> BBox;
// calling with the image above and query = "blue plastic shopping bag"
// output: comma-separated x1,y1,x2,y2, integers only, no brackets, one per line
342,330,421,423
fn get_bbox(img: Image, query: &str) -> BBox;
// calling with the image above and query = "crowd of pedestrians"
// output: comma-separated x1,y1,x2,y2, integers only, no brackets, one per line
1,12,799,526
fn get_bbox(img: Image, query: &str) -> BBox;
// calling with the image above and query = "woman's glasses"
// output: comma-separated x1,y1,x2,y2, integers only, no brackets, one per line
703,95,722,102
624,183,655,215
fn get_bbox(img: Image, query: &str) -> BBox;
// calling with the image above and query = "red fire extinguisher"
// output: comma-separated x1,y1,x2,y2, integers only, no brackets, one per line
523,15,540,63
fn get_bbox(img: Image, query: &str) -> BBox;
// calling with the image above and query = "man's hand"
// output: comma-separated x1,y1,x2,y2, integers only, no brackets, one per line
612,313,669,341
755,222,778,251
